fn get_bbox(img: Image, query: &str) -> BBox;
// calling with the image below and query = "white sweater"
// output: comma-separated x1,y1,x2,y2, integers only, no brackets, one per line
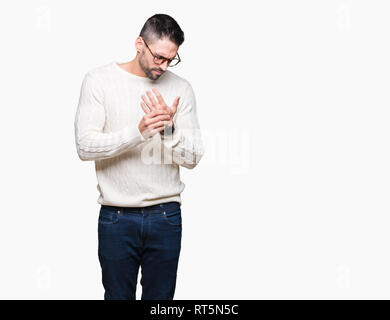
74,61,204,207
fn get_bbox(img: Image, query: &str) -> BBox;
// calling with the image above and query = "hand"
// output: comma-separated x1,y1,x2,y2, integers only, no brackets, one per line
138,108,172,139
140,88,180,128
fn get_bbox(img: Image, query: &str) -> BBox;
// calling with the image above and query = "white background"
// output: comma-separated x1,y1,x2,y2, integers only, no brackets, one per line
0,0,389,299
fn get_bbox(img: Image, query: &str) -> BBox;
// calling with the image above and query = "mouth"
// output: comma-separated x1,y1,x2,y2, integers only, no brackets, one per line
154,70,163,75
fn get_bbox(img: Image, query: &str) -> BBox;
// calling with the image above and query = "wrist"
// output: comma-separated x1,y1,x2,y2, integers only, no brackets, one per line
160,122,175,136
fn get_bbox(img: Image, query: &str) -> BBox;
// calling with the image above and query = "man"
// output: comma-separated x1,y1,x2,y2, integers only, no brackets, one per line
74,13,204,300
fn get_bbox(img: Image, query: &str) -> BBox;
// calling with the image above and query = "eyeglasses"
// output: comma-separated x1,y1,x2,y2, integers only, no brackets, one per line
141,37,181,67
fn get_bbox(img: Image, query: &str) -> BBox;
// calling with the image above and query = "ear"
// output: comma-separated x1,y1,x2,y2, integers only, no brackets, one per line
135,36,143,54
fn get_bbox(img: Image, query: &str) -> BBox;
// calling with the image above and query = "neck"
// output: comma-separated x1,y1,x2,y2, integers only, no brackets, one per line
120,57,147,78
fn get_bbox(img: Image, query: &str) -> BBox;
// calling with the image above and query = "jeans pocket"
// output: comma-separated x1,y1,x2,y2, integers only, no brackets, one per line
98,207,124,260
99,206,119,225
161,209,182,226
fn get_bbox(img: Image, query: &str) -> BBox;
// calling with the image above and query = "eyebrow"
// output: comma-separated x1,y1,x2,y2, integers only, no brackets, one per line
156,53,176,60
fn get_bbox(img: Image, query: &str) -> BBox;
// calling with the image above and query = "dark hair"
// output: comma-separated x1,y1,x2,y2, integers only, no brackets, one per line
139,14,184,47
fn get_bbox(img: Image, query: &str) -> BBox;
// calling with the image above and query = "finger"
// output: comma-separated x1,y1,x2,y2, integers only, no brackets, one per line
141,94,154,111
144,114,170,126
140,101,151,113
171,96,180,115
149,125,166,136
152,123,166,132
144,122,165,136
146,90,159,108
152,88,167,107
146,108,170,118
149,120,168,130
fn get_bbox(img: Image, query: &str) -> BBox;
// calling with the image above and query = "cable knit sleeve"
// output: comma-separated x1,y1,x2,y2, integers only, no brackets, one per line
74,72,147,161
160,82,205,169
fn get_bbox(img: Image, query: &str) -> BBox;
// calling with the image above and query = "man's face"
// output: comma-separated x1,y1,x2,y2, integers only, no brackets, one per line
138,37,178,80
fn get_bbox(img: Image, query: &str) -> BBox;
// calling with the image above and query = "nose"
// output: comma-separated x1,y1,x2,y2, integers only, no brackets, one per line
159,60,169,70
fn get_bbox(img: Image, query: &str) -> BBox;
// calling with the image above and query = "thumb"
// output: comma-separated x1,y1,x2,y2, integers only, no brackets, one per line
172,96,180,114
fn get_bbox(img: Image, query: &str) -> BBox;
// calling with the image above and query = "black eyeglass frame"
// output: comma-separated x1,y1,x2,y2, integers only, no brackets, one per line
141,37,181,67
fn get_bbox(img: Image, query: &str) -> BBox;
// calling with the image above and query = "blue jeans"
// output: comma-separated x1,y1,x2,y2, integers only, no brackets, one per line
97,201,182,300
